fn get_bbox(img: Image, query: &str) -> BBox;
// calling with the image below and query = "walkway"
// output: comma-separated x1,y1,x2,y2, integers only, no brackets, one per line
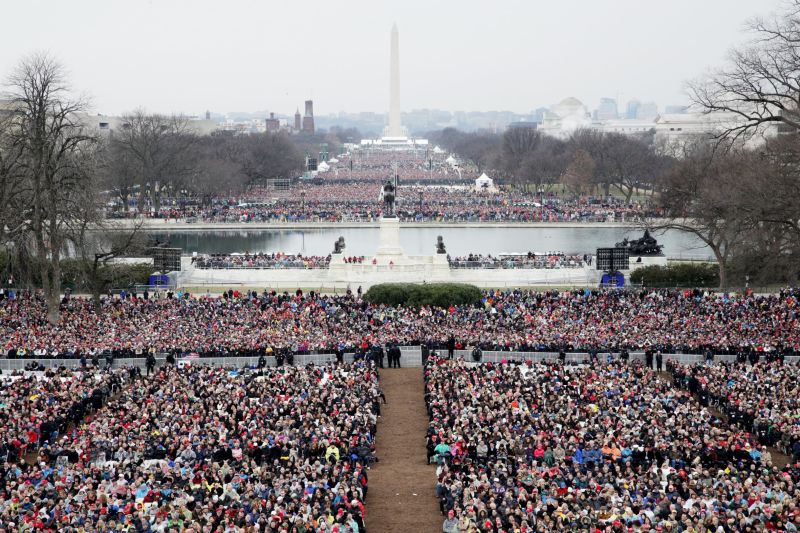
367,368,441,533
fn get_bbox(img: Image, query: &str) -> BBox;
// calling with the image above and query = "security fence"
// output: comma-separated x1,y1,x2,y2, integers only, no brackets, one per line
2,347,796,373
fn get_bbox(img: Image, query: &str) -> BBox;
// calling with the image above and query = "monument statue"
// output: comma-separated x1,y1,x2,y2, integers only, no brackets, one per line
616,230,663,256
436,235,446,254
381,179,396,217
333,236,345,254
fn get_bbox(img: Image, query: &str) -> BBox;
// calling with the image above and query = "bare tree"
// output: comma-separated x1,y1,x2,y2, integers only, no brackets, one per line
110,110,197,214
653,140,751,288
3,53,98,322
603,133,664,202
560,149,595,198
688,1,800,140
239,132,303,185
570,129,612,196
497,127,542,187
518,136,570,192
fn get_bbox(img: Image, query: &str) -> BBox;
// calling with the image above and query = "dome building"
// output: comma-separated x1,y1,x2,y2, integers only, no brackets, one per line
538,97,592,138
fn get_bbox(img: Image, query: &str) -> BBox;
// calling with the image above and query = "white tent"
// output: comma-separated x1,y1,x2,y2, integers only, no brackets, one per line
445,155,457,165
433,145,444,154
328,157,339,164
475,173,494,191
317,161,330,172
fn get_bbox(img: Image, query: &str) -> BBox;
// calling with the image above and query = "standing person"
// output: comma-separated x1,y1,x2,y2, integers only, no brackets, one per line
704,348,714,366
620,347,630,363
558,349,566,364
443,510,459,533
447,335,456,359
656,350,663,372
645,348,654,370
335,344,345,364
145,352,156,376
377,344,385,368
392,344,402,368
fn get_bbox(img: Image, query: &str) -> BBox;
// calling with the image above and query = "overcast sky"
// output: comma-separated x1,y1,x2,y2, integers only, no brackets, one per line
0,0,782,117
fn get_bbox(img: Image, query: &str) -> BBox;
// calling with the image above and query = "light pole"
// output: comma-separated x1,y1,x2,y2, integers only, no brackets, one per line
418,190,424,216
301,190,306,209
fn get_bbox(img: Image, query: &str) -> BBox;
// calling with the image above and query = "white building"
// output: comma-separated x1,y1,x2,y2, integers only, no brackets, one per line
538,97,592,138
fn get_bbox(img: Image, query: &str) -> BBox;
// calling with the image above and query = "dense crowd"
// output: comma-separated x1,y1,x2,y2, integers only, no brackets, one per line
0,362,381,532
193,253,331,270
0,368,129,463
670,360,800,459
426,357,799,532
448,253,587,270
105,148,662,224
109,188,657,225
2,288,799,359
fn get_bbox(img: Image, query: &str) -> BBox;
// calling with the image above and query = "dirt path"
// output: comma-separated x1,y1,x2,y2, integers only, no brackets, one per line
366,368,441,533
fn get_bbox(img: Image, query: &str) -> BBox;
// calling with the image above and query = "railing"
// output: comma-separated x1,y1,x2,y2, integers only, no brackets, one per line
451,350,800,366
0,347,427,371
448,260,585,270
8,347,799,373
194,262,331,270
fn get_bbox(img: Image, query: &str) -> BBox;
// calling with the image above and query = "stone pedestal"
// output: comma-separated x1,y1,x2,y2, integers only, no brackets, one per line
375,216,405,262
431,252,450,271
625,255,668,272
329,253,346,271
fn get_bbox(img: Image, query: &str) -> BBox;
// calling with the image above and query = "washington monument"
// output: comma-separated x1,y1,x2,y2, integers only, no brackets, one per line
388,23,403,137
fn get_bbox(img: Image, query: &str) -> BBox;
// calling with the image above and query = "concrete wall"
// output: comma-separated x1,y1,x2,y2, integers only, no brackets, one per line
179,257,601,289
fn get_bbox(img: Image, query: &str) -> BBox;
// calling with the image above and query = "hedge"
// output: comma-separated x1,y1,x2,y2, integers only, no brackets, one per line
629,263,719,287
363,283,483,307
0,249,152,291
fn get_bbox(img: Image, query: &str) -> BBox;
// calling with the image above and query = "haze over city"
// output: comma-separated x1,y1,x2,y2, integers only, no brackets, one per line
0,0,782,117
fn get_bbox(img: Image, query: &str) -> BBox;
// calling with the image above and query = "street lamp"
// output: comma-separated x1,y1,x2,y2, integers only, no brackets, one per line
301,189,306,209
418,190,423,213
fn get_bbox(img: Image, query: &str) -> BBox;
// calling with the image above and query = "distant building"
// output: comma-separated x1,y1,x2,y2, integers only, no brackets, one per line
205,110,211,120
538,97,592,138
265,112,280,132
294,109,301,131
637,101,659,121
302,100,315,134
507,121,538,130
625,99,640,120
595,97,618,120
664,105,688,114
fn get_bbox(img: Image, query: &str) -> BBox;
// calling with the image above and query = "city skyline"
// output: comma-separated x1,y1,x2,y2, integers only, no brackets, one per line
0,0,781,117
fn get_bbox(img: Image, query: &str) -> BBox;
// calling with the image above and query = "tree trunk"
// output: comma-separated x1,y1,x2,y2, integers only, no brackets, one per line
711,246,727,289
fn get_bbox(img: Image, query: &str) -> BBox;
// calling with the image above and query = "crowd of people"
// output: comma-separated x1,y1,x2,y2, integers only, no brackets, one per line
426,357,800,532
2,288,800,360
448,253,587,270
104,148,663,225
193,253,331,270
108,187,658,225
669,360,800,461
0,362,382,532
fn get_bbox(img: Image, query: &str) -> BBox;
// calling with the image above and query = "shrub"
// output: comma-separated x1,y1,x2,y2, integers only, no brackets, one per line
629,263,719,287
364,283,482,307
